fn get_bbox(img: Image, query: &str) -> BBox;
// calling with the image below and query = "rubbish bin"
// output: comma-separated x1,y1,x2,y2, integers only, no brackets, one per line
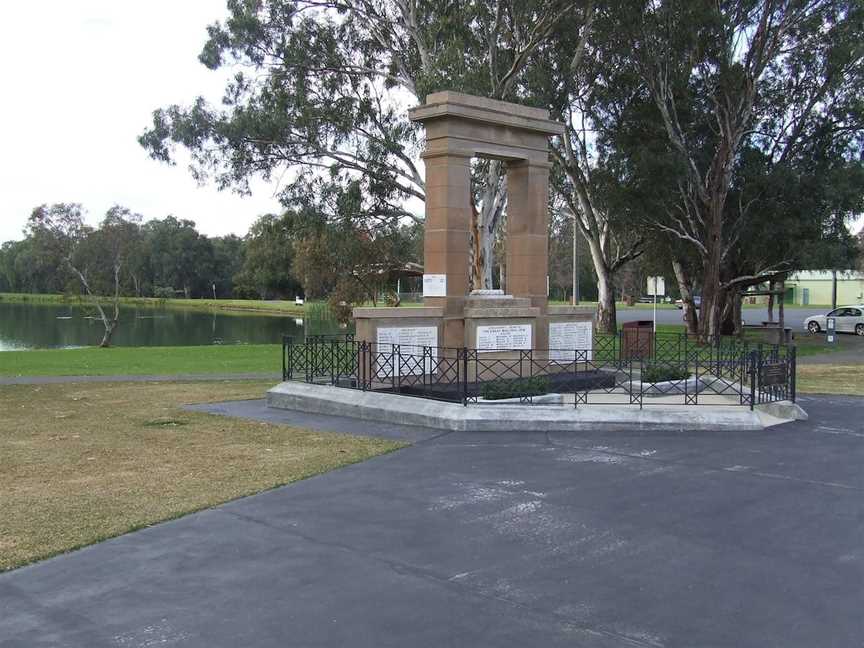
622,320,653,359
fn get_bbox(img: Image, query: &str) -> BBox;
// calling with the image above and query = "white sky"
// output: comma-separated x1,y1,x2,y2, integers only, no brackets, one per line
0,2,858,244
0,0,282,243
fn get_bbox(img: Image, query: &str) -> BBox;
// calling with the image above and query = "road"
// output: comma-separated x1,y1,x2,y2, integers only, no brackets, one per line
616,305,826,329
2,396,862,647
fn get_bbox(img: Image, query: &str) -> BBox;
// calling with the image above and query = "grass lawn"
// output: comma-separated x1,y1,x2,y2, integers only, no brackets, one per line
797,365,864,395
0,344,281,376
0,380,404,571
0,328,848,377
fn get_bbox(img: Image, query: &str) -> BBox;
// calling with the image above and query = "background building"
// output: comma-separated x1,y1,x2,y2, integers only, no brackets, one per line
786,270,864,306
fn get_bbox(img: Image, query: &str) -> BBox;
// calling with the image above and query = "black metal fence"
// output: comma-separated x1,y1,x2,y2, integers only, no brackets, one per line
281,331,796,410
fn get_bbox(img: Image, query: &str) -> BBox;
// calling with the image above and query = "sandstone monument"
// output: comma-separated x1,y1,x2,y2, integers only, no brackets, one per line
354,91,593,354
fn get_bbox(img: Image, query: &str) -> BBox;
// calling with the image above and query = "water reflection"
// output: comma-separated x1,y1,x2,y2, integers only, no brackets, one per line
0,302,345,350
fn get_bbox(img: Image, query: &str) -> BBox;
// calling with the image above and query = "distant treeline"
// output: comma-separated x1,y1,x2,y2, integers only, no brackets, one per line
0,203,423,304
1,212,267,299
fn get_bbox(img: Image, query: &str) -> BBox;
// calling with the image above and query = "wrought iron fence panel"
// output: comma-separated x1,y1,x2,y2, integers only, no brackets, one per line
279,332,796,409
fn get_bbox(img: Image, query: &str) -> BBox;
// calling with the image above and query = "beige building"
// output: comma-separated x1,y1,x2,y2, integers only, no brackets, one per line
786,270,864,306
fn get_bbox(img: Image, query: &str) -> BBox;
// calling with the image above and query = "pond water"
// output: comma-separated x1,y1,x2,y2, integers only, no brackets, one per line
0,302,345,351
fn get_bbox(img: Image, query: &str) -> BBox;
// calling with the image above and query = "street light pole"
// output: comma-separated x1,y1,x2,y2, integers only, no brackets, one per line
571,216,580,305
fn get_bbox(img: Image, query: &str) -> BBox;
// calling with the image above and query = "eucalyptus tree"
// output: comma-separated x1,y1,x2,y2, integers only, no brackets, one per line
25,204,141,347
139,0,582,296
235,213,301,299
526,2,648,332
621,0,864,342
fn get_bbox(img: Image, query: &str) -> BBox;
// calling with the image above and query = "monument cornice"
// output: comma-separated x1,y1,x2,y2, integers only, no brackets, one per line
409,91,564,137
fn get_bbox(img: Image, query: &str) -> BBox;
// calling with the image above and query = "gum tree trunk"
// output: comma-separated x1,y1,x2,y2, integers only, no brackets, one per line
672,258,698,336
588,238,617,334
469,161,506,291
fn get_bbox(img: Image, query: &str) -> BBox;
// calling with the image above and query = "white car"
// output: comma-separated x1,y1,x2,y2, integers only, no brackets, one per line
804,305,864,336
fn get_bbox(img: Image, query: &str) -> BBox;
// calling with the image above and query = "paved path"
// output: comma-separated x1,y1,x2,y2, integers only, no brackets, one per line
0,372,280,385
2,397,863,647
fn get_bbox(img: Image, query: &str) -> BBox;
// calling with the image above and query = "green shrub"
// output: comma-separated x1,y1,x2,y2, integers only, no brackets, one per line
640,364,690,383
481,376,551,400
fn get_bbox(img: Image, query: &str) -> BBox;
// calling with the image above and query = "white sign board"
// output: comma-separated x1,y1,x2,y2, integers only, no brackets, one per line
646,276,666,296
549,321,593,361
376,326,438,377
476,324,532,353
423,274,447,297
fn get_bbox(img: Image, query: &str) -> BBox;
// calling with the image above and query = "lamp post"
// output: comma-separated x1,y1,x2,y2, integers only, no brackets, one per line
571,216,580,305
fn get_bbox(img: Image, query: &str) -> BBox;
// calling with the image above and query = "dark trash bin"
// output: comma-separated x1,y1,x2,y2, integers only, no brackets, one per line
622,320,653,359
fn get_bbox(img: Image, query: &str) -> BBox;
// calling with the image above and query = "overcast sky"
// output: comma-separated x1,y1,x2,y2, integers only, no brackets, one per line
1,2,858,244
0,0,282,243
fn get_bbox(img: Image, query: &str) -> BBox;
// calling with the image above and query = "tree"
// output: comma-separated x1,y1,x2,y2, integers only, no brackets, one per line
234,214,300,299
25,204,140,348
142,216,214,298
139,0,583,300
288,178,417,318
212,234,246,298
624,0,864,342
526,2,648,332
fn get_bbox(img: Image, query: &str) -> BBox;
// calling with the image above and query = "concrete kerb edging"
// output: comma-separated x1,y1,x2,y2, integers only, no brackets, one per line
266,382,807,433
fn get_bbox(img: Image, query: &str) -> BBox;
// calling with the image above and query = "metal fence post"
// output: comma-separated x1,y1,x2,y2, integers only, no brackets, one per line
360,341,368,391
462,347,469,406
790,345,797,403
748,350,757,409
573,349,579,409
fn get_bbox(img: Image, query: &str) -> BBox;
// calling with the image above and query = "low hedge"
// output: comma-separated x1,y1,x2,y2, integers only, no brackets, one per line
640,363,690,383
481,376,551,400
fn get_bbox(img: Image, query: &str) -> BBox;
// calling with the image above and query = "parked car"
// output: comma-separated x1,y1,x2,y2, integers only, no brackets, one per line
803,305,864,335
674,296,701,309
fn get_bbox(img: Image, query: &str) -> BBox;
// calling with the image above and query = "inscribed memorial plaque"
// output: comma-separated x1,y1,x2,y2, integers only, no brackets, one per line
549,321,593,361
376,326,438,377
476,324,532,352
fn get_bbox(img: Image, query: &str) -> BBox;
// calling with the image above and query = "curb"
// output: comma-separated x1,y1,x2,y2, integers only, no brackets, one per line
266,382,804,432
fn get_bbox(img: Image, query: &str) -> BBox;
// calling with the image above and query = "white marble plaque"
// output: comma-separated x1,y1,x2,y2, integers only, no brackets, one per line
376,326,438,377
423,274,447,297
549,321,593,361
476,324,532,352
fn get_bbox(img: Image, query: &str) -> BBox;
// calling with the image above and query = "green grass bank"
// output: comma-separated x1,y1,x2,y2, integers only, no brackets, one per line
0,344,281,376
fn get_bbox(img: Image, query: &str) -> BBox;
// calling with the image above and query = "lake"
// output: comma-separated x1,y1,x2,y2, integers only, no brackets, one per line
0,302,345,351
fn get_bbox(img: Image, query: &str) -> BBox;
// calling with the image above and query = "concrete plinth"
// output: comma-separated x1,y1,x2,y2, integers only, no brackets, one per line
267,382,807,432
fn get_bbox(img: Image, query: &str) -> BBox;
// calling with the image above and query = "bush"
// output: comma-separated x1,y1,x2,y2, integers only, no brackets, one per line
481,376,551,400
640,363,690,383
152,286,175,299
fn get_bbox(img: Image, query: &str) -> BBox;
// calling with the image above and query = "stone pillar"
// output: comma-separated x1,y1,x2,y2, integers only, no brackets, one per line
506,160,550,310
422,152,472,348
506,161,551,348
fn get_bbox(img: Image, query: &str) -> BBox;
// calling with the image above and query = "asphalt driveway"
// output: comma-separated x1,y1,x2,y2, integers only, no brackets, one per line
1,395,862,647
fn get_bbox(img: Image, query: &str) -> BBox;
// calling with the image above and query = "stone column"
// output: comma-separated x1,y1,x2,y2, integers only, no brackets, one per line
422,152,472,348
506,160,551,348
506,161,550,308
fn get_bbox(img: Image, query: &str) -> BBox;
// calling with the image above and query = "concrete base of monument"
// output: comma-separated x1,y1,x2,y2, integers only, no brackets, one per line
266,382,808,433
